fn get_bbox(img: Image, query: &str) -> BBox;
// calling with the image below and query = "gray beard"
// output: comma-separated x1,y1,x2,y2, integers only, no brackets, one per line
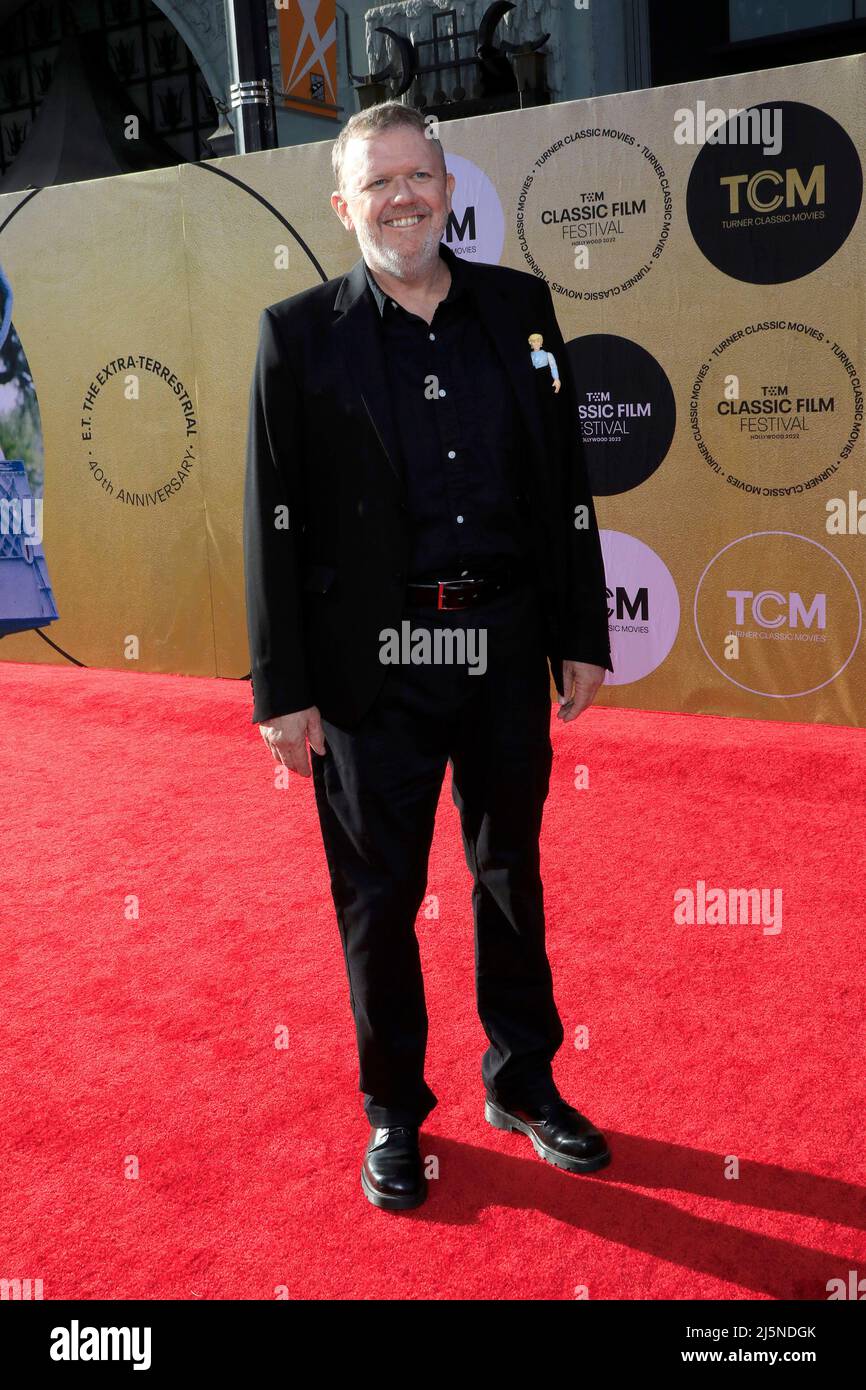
356,212,447,280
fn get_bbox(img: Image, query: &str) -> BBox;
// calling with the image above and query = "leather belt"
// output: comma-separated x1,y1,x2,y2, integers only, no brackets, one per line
405,570,519,610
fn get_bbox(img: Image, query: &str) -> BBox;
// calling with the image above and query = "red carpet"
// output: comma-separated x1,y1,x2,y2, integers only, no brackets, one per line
1,659,864,1301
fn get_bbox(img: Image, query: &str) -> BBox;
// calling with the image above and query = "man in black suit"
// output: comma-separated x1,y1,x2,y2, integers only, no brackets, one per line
244,102,613,1211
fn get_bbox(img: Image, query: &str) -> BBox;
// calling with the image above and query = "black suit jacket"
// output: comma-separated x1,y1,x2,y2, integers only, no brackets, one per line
243,241,612,728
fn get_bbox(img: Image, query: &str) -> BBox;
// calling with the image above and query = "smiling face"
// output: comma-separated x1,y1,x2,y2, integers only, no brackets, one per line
331,125,456,280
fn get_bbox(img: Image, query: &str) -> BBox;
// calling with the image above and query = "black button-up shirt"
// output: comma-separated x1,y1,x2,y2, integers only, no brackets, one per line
364,250,534,583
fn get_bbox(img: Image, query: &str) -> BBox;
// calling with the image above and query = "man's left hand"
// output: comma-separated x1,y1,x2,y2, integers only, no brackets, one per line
556,660,606,721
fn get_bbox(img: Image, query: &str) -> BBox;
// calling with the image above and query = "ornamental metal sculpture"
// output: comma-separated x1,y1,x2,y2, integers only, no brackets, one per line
350,2,550,107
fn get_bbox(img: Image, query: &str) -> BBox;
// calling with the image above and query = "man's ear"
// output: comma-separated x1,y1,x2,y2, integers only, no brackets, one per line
330,191,353,231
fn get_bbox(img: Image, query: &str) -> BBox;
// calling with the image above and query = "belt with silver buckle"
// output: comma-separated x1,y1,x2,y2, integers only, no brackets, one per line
405,571,514,610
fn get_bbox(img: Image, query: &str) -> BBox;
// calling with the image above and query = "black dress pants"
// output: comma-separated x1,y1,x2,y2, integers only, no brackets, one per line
310,580,564,1127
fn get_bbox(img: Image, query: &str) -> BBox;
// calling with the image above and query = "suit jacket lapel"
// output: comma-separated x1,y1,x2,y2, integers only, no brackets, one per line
465,266,552,487
332,260,405,493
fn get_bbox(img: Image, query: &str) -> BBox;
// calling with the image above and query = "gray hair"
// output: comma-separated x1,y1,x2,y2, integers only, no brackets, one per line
331,101,446,194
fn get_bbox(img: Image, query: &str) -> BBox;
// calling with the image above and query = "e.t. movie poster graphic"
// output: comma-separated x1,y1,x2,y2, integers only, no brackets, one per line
0,262,58,637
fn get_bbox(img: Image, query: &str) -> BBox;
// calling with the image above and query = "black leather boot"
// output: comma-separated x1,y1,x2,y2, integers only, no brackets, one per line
485,1096,611,1173
361,1125,427,1210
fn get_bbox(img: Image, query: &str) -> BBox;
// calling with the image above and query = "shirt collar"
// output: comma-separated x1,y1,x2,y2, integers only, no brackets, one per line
363,243,468,318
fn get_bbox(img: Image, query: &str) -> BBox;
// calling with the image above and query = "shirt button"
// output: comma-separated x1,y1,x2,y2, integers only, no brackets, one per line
447,450,456,459
429,332,436,341
439,387,447,396
461,570,468,576
456,515,464,523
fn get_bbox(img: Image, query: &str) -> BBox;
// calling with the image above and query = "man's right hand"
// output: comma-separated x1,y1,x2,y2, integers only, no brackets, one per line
258,707,325,777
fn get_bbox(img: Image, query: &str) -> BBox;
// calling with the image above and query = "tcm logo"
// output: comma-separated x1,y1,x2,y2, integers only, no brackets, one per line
442,153,504,263
607,585,648,621
727,589,826,629
720,165,825,215
445,205,476,247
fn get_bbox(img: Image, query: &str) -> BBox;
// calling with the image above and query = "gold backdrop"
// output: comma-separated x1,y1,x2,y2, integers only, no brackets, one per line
0,54,863,725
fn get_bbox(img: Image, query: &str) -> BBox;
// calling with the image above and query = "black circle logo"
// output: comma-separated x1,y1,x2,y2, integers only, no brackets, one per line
686,100,862,284
565,334,676,496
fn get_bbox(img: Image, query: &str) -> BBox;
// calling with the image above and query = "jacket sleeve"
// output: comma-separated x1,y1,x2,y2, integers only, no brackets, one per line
536,280,613,673
243,306,313,723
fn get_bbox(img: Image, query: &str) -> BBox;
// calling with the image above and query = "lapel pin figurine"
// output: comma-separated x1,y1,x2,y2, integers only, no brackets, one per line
528,332,561,393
